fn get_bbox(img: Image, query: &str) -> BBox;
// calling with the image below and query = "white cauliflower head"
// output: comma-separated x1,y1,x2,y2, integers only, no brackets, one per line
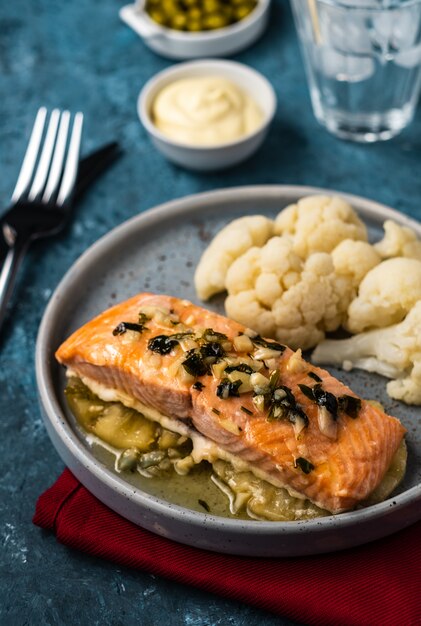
226,237,301,300
274,195,367,259
194,215,274,301
225,237,353,350
225,290,278,338
374,220,421,261
332,239,381,289
346,257,421,333
312,301,421,405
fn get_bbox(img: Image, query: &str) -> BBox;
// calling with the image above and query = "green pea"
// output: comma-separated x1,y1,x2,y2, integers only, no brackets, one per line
186,18,203,30
169,12,188,28
148,8,167,25
187,7,202,20
203,12,230,29
202,0,221,13
221,6,234,20
166,3,182,17
163,0,180,9
148,0,257,31
234,3,255,20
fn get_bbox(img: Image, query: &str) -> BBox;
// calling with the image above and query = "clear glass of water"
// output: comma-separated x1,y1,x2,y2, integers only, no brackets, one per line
289,0,421,141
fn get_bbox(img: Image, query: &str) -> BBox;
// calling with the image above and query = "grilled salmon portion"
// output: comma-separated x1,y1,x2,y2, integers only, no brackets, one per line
56,293,406,514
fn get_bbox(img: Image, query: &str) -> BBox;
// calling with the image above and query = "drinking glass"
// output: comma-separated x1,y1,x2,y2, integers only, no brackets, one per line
290,0,421,141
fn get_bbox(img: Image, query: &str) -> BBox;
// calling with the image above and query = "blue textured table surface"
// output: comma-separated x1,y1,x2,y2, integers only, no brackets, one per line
1,0,421,624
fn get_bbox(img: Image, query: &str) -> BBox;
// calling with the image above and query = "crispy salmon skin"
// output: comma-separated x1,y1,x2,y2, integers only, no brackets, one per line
56,293,406,514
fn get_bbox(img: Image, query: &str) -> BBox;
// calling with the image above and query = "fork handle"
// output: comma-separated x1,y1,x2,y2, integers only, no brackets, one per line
0,235,30,332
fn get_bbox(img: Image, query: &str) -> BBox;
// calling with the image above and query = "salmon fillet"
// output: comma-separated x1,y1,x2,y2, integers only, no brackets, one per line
56,293,406,514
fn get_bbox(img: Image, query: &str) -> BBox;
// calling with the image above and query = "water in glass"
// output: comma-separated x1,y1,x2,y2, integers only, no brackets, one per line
290,0,421,141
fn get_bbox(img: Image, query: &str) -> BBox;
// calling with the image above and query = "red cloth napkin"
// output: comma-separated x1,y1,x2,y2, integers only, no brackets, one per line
33,469,420,626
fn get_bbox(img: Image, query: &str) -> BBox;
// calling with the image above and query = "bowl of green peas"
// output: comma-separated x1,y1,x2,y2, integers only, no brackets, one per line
120,0,271,59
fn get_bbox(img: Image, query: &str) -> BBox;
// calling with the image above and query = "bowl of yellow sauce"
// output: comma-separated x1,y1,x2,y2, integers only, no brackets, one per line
120,0,271,59
138,59,277,170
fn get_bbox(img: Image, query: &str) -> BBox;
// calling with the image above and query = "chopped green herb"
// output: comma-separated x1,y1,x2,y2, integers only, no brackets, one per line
203,328,228,342
240,406,253,415
138,312,151,325
278,385,296,406
338,395,361,419
299,382,340,420
201,341,225,359
253,336,286,352
216,378,242,399
312,384,338,419
167,331,194,340
198,499,210,512
268,385,309,427
212,408,221,415
268,404,287,420
192,381,204,391
298,383,316,401
113,321,146,336
294,457,315,474
148,334,179,354
182,350,209,377
224,363,254,375
308,371,322,382
113,312,151,336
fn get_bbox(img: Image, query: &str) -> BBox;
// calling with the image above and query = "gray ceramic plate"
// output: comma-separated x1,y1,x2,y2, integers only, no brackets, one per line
36,185,421,557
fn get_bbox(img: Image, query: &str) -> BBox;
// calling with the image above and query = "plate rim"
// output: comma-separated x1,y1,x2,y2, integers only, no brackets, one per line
36,184,421,551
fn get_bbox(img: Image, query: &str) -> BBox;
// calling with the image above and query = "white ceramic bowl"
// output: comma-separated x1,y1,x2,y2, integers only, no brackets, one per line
120,0,271,60
138,59,277,171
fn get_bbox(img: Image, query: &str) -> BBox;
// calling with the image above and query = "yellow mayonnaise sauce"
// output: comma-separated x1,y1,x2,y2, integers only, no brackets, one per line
151,76,263,146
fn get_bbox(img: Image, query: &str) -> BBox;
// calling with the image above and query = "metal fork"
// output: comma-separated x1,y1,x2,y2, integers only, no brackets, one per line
0,107,83,330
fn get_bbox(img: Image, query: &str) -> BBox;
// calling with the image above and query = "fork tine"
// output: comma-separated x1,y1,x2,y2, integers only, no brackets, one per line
11,108,47,203
28,109,61,201
42,111,70,204
56,112,84,207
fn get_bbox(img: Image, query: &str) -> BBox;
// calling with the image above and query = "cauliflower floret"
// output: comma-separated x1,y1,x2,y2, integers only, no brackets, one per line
194,215,273,300
225,290,277,338
274,195,367,258
225,237,300,336
272,254,351,344
226,237,302,303
225,247,262,295
374,219,421,261
255,272,284,308
347,257,421,333
312,301,421,405
225,237,353,350
332,239,381,289
259,236,302,274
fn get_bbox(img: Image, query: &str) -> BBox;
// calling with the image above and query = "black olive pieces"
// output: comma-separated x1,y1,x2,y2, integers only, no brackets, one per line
145,0,258,32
